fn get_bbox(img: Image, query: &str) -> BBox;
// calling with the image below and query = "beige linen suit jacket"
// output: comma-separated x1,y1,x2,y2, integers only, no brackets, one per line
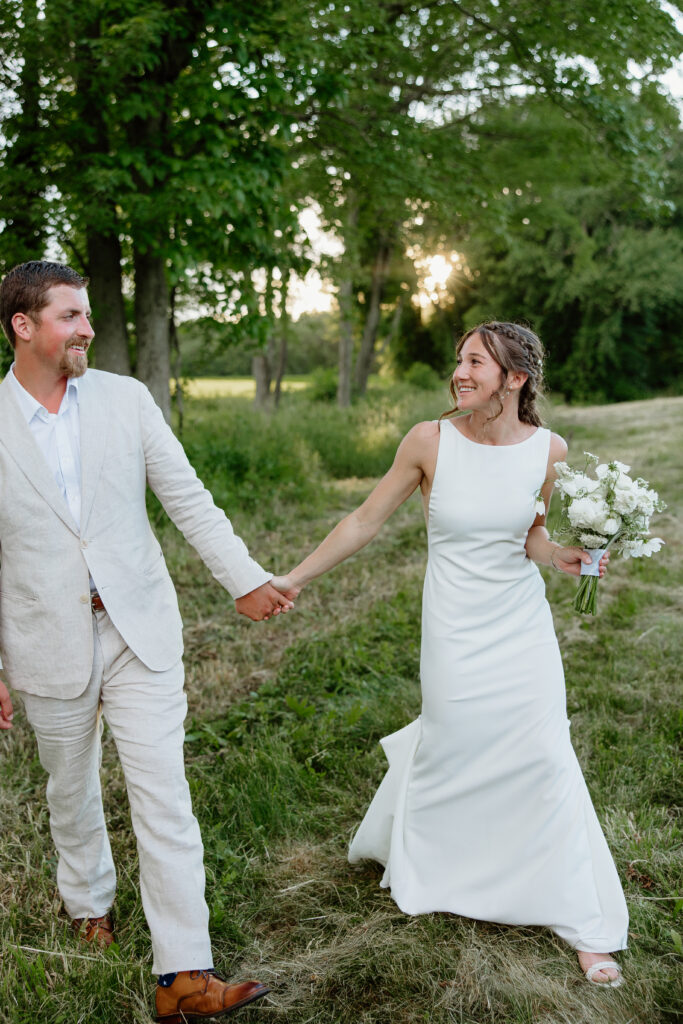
0,369,271,697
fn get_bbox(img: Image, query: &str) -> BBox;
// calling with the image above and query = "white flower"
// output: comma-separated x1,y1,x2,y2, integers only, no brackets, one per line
612,486,640,515
580,532,609,547
602,518,621,535
610,459,631,475
583,451,600,464
534,498,546,515
567,496,611,531
555,473,601,498
620,537,665,559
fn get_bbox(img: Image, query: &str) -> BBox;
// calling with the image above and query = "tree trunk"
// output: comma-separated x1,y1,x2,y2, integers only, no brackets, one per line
337,194,359,408
337,275,354,408
273,273,291,409
134,247,171,422
169,286,184,437
252,349,273,407
354,239,392,395
87,229,131,375
253,267,277,408
377,292,405,360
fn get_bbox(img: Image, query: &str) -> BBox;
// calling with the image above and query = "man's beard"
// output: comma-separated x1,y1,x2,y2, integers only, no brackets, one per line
59,344,89,378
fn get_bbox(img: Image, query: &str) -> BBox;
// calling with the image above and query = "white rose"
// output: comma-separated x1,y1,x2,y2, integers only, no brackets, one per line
602,518,620,535
612,487,639,515
632,487,657,517
567,496,611,531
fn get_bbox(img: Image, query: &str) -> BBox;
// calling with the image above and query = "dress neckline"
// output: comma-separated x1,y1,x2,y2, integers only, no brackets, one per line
444,417,541,449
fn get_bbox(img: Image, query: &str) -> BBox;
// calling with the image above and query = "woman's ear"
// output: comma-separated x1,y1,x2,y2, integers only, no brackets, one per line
508,370,529,392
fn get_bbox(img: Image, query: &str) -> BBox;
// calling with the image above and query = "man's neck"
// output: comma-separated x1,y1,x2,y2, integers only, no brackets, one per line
13,363,69,414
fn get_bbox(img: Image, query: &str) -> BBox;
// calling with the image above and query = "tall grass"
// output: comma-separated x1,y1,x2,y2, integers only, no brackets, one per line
0,386,680,1023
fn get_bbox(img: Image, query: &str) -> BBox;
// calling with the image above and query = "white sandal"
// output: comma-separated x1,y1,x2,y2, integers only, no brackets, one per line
584,960,624,988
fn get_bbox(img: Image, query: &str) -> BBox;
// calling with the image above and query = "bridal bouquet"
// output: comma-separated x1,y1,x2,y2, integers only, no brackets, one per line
552,452,666,615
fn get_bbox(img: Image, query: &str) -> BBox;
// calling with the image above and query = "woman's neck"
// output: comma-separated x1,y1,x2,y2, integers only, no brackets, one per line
459,408,533,446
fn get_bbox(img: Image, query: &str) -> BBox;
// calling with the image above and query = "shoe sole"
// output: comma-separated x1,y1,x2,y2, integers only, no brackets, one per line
155,985,270,1023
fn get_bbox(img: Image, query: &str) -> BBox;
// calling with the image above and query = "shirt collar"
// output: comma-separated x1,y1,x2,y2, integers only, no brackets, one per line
9,365,80,424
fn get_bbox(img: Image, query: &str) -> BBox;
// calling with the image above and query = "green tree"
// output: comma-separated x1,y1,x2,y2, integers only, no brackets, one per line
292,0,682,403
445,88,683,401
0,0,317,417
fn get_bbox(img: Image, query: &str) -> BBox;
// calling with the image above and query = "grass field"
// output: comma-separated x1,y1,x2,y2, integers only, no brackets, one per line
0,385,681,1024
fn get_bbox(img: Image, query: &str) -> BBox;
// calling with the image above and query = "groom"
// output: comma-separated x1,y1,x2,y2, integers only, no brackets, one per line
0,261,291,1021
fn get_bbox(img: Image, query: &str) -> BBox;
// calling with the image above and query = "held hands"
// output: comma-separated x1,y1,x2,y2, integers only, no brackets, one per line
551,546,610,578
270,574,302,599
0,679,13,730
235,581,297,622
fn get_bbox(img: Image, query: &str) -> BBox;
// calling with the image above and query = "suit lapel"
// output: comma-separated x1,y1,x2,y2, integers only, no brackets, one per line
0,374,79,535
78,371,108,533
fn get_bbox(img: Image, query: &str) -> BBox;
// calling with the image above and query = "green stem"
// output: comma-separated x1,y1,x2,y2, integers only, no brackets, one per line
574,574,599,615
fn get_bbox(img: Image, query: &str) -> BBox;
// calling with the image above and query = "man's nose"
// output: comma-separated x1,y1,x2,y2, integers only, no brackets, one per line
78,316,95,338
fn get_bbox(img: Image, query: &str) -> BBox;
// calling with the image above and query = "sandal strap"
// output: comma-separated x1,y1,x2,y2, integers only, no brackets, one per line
585,961,622,982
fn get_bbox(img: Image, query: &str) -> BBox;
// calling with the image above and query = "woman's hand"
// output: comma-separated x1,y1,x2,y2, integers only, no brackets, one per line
552,546,610,578
270,574,302,598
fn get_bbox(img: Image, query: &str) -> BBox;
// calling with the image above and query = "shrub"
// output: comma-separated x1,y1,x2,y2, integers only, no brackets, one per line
307,367,339,402
403,361,443,390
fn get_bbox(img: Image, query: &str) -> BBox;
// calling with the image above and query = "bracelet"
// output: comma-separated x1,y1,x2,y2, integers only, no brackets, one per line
550,546,563,572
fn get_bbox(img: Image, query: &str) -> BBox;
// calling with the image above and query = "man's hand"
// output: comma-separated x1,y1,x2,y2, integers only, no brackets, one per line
0,680,13,730
235,582,296,621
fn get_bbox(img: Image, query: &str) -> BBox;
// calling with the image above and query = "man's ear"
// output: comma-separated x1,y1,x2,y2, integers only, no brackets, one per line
11,312,33,343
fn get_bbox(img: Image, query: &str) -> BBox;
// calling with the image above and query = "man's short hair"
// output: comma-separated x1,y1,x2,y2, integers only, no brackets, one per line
0,261,88,348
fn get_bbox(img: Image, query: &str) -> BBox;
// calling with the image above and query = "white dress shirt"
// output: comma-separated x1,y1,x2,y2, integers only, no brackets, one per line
9,365,83,529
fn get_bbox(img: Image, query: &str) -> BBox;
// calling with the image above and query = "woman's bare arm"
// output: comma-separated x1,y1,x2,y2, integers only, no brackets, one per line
273,422,437,593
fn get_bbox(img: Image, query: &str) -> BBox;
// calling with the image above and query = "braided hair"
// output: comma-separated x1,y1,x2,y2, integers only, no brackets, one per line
442,321,545,427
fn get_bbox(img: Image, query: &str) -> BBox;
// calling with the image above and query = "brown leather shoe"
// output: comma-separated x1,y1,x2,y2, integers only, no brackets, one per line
155,970,269,1022
71,913,115,948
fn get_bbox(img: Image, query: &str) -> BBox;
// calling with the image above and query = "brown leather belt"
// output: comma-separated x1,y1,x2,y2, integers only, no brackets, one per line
91,592,105,612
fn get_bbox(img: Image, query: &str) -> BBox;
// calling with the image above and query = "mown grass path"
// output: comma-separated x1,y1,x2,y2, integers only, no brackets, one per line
0,393,680,1024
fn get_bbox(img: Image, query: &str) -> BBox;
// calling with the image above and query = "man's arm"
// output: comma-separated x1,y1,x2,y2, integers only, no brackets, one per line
137,383,290,619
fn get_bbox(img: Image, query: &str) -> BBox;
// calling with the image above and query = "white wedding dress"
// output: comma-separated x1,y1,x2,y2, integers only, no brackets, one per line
348,419,628,952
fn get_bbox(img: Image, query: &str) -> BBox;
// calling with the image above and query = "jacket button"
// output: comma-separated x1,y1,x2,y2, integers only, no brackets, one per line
81,539,88,548
80,595,89,604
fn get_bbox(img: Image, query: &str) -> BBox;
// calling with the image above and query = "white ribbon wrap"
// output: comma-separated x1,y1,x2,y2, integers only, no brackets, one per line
580,547,606,577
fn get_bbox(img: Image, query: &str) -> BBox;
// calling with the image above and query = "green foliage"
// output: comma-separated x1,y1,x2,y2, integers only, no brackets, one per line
446,93,683,403
402,362,443,391
306,367,339,402
181,409,325,515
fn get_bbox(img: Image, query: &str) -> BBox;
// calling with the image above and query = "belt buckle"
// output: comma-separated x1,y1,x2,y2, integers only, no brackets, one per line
90,592,104,613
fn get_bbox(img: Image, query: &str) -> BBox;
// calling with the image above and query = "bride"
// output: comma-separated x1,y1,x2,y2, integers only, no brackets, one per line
273,321,628,987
